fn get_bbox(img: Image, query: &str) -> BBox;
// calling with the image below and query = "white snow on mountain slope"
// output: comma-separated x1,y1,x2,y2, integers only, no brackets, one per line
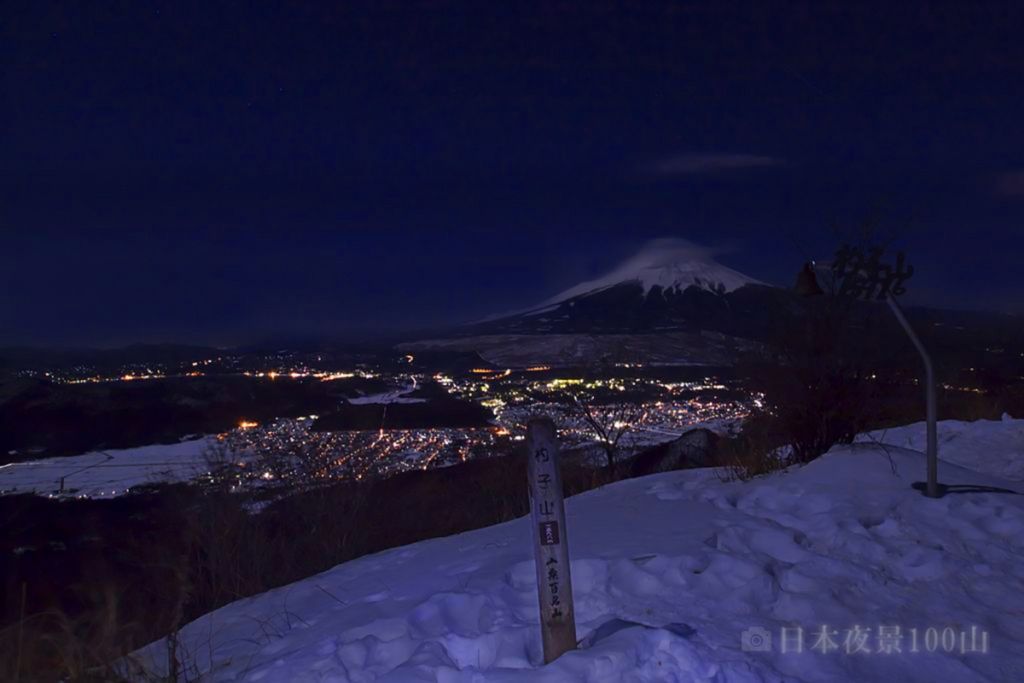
538,238,763,308
479,238,766,323
347,383,426,405
0,437,216,498
861,414,1024,481
129,419,1024,682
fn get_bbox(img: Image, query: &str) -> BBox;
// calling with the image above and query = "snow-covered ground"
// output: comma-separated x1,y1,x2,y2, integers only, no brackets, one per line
128,418,1024,682
862,416,1024,481
347,384,426,405
0,437,215,498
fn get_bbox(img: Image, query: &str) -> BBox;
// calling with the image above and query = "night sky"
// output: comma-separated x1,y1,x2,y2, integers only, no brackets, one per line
4,2,1024,347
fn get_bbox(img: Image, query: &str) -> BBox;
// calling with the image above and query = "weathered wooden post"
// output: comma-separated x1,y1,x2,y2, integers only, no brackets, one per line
525,417,576,663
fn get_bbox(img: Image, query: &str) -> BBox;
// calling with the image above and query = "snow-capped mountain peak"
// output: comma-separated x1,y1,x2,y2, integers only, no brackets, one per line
539,238,763,308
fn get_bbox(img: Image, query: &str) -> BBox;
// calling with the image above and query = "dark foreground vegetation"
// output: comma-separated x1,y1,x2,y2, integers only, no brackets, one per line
0,447,612,681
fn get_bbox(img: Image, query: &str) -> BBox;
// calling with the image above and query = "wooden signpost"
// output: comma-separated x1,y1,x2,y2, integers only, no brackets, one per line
525,417,577,663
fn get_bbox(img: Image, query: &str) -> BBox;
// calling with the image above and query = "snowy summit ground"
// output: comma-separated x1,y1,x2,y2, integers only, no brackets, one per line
130,418,1024,682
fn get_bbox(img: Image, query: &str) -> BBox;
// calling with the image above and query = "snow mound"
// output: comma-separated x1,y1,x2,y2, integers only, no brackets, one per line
130,419,1024,682
861,417,1024,481
539,238,763,308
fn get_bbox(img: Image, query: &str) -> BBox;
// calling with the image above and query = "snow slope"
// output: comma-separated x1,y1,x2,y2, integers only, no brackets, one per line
129,418,1024,682
862,415,1024,481
0,438,215,498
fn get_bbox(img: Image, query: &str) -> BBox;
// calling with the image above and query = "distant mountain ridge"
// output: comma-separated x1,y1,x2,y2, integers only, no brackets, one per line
0,343,222,372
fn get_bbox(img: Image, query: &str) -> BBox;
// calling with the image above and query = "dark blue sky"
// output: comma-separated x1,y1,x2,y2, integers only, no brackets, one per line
4,2,1023,347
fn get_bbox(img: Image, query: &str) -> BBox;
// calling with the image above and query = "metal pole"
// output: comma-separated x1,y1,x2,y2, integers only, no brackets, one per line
525,418,577,663
886,294,939,498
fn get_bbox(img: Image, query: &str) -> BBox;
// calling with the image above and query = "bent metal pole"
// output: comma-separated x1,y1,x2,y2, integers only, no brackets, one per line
886,294,939,498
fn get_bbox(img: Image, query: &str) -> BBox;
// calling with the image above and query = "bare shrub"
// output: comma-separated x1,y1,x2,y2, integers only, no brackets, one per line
0,586,143,682
714,412,792,481
570,396,645,470
744,253,882,464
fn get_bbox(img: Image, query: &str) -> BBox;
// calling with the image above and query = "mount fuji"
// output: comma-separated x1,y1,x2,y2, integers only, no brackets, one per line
401,240,790,367
470,239,786,339
534,238,764,310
